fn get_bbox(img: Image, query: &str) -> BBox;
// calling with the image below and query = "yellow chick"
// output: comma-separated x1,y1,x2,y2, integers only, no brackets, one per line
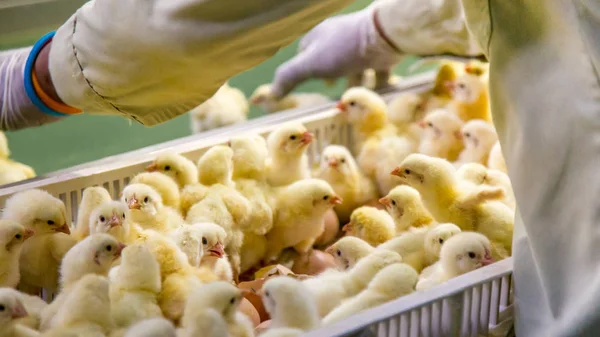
179,307,228,337
265,123,313,186
194,222,234,283
43,275,112,337
457,163,516,210
183,282,253,337
262,277,319,331
122,318,176,337
231,135,269,181
250,83,330,114
418,109,464,161
0,288,47,331
379,185,436,234
342,207,395,247
387,92,426,144
0,288,40,337
197,145,236,188
131,172,181,212
0,221,34,288
88,201,131,244
392,154,513,259
121,184,183,233
266,179,341,261
40,234,124,331
303,249,402,317
73,186,112,241
447,72,492,122
454,119,498,167
487,140,508,173
139,230,217,323
315,145,378,223
0,132,36,186
179,184,209,218
416,232,493,291
325,236,374,271
168,225,203,268
189,82,249,133
322,263,417,324
146,152,198,189
1,189,75,296
109,244,162,329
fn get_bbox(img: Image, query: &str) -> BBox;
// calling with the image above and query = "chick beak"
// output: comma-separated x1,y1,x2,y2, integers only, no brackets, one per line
444,80,455,91
330,196,343,205
379,197,391,207
54,223,70,235
418,120,427,128
342,223,352,232
114,243,126,258
336,101,347,112
128,197,141,210
325,246,334,255
454,130,463,140
23,229,35,240
209,242,225,258
301,131,313,145
390,167,404,178
108,214,122,229
482,250,494,266
328,158,339,168
250,96,264,105
11,304,27,319
145,163,158,172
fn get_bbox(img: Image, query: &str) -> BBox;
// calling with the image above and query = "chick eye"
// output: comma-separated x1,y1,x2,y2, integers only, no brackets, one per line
229,297,236,304
106,245,112,251
464,133,471,138
427,122,433,127
202,237,208,245
124,198,128,203
144,197,149,203
336,249,341,256
99,216,106,222
289,135,297,140
404,169,411,175
340,158,346,163
0,305,4,311
438,238,444,244
323,196,329,201
122,214,126,219
391,200,396,206
468,252,476,259
264,291,270,297
15,234,21,239
47,220,54,225
458,83,466,89
164,165,171,171
349,101,356,107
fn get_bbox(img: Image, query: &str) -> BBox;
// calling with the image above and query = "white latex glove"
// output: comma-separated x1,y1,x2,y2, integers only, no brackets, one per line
272,0,482,98
47,0,352,126
0,48,65,130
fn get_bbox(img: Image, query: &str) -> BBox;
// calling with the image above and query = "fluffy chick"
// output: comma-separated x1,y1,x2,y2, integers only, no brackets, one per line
262,277,319,331
418,109,464,161
182,282,253,337
387,92,426,144
266,179,341,261
0,132,36,186
189,82,249,133
231,135,269,182
487,140,508,173
416,232,493,290
392,154,513,259
168,225,203,268
43,275,112,337
250,83,330,114
0,221,34,288
447,73,492,122
73,187,112,240
379,185,435,233
131,172,181,211
0,288,40,337
146,152,198,188
88,201,131,244
454,120,498,167
326,237,374,271
121,184,183,233
1,189,75,295
0,288,47,331
122,318,175,337
315,145,378,223
323,263,417,324
40,234,124,331
197,145,236,187
303,249,402,317
266,123,313,186
179,307,228,337
342,207,395,247
110,244,162,329
457,163,516,210
193,223,233,283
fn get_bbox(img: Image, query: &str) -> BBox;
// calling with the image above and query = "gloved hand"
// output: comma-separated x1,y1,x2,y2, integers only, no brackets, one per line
0,48,65,131
271,6,402,98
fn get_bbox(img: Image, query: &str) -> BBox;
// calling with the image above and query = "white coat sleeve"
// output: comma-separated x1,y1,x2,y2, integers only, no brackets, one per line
374,0,481,56
48,0,353,126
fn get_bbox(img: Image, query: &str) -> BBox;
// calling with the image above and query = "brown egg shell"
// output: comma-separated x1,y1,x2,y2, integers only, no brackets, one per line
314,209,340,247
292,249,337,276
255,320,271,335
238,279,270,322
239,297,261,327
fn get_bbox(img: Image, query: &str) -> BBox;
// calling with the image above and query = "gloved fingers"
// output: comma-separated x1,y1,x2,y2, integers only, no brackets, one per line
271,48,318,98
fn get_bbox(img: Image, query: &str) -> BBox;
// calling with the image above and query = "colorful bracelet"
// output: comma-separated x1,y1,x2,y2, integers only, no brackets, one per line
24,31,82,117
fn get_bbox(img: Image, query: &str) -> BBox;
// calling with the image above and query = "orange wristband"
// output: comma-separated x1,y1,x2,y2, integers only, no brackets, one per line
31,70,82,115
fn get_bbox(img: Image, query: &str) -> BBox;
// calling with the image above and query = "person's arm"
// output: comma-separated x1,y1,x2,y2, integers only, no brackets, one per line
1,0,353,131
271,0,482,98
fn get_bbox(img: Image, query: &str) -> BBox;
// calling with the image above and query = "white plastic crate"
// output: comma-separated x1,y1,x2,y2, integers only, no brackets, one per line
0,70,514,336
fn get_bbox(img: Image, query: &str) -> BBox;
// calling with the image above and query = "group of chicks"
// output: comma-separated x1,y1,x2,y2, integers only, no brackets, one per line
0,59,515,337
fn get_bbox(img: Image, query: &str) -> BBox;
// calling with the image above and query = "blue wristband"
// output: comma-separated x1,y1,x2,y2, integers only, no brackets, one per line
23,31,68,117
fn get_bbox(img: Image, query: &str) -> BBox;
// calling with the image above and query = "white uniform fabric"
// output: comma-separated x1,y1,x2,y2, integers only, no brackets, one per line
459,0,600,336
48,0,352,126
